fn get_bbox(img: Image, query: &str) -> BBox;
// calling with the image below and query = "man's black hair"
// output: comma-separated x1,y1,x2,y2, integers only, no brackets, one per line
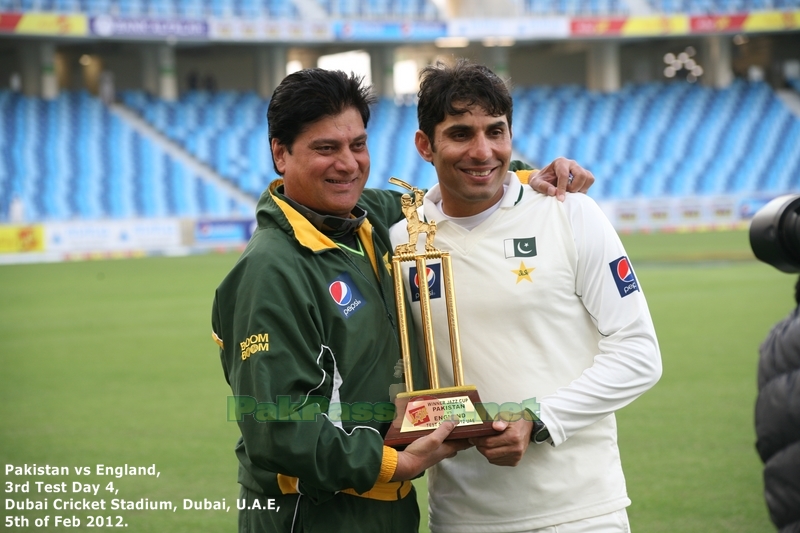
417,59,512,150
267,68,376,174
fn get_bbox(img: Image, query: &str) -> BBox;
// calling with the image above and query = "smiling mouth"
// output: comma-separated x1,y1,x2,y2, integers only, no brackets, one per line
463,169,494,177
326,178,357,184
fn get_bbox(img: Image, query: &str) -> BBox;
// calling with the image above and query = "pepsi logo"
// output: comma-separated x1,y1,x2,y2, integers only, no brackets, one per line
329,280,353,306
328,273,366,318
616,258,635,283
413,267,436,289
409,263,442,302
609,256,639,298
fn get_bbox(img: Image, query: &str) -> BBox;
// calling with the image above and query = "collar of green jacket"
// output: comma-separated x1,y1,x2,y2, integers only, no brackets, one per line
260,180,381,276
278,189,368,238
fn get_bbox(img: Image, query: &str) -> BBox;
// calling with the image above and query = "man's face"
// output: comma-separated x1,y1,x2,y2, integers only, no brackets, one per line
415,105,512,218
272,107,369,217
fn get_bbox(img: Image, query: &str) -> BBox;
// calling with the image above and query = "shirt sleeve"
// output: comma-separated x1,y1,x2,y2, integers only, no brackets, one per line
211,242,392,498
538,193,662,446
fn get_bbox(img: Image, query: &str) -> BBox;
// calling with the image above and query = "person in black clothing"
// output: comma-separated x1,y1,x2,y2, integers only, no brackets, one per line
755,276,800,532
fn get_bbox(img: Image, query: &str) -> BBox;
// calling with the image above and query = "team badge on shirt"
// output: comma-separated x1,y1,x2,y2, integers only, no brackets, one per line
409,263,441,302
504,237,537,258
328,272,366,318
511,261,534,284
609,256,639,297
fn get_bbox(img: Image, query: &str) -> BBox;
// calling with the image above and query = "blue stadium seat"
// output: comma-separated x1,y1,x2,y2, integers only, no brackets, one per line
312,0,440,18
147,0,178,17
0,90,253,222
118,0,145,16
53,0,80,11
85,0,109,14
36,0,780,18
267,0,297,17
9,80,796,224
122,81,797,205
646,0,800,12
122,90,276,198
178,0,204,16
512,80,800,201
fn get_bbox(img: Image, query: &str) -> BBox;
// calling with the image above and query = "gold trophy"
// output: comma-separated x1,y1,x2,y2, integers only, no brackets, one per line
384,178,498,448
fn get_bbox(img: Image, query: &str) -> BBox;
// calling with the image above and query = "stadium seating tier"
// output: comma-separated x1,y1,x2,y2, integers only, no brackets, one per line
0,90,253,221
3,79,799,223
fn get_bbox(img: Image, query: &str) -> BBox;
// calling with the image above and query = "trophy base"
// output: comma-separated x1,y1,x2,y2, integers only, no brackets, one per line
384,385,499,450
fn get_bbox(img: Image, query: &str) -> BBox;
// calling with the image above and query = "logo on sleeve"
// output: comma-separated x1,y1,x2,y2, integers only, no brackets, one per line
240,333,269,361
329,272,366,318
409,263,441,302
504,237,537,258
609,256,639,297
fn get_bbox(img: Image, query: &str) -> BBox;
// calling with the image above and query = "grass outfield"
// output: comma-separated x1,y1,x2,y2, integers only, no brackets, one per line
0,229,793,532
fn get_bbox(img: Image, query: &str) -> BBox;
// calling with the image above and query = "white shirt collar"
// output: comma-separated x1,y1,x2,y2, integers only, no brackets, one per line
422,171,524,224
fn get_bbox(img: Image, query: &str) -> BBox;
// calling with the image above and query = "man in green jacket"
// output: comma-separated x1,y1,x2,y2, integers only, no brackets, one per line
211,68,592,533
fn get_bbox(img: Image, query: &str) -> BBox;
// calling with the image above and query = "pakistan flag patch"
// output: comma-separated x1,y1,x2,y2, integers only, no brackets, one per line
504,237,537,258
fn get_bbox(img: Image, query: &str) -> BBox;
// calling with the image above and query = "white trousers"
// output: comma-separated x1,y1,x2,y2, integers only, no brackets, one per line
522,509,630,533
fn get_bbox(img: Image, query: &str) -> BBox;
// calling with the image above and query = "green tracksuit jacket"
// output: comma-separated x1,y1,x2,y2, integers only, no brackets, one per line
211,181,426,532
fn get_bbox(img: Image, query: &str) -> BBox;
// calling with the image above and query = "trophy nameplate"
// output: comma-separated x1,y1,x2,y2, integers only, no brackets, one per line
384,178,498,449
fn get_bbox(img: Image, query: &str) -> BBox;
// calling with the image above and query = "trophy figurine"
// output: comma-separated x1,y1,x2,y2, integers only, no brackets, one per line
384,177,498,449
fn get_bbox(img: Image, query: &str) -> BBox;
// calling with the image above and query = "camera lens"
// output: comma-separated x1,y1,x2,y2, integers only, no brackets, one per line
749,195,800,273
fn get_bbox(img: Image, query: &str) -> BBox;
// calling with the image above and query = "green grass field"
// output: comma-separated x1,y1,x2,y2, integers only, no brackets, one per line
0,229,793,532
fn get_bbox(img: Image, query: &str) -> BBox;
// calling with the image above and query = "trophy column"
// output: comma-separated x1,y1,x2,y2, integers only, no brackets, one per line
384,178,498,449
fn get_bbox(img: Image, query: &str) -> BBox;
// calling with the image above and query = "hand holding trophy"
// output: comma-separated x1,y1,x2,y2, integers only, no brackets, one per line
385,177,498,449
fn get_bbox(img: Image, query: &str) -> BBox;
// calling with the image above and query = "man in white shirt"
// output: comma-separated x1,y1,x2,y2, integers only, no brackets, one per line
389,60,662,533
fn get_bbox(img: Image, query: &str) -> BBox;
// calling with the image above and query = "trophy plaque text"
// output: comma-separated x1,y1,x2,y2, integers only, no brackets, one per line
384,178,498,449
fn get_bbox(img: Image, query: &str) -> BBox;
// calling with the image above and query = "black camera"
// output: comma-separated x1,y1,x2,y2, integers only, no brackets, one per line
749,195,800,273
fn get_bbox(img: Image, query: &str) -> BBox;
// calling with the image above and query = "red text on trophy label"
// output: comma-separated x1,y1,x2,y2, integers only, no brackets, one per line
400,395,483,433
